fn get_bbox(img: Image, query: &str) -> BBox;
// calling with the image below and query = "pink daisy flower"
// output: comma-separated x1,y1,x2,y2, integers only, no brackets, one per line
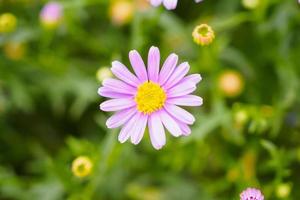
98,46,202,150
149,0,203,10
240,188,264,200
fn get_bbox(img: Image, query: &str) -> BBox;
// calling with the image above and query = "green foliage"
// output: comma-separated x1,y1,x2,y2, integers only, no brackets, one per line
1,0,300,199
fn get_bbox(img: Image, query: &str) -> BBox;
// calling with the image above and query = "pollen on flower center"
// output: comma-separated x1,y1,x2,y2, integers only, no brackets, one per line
135,81,166,114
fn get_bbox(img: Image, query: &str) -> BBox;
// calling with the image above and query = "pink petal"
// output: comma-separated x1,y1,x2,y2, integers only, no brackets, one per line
167,95,203,106
167,81,196,98
130,113,148,144
100,98,135,112
111,61,140,87
148,112,166,150
163,0,178,10
159,53,178,85
159,110,181,137
164,103,195,124
147,46,160,83
182,74,202,85
129,50,148,82
118,112,139,143
102,78,136,95
98,87,132,99
106,107,137,128
163,62,190,89
176,120,191,136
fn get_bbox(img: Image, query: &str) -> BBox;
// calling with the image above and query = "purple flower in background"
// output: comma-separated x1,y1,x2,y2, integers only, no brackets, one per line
40,2,62,28
98,46,202,149
240,188,264,200
149,0,203,10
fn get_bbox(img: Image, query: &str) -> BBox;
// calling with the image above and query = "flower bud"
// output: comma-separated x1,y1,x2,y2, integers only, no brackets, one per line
192,24,215,46
71,156,93,178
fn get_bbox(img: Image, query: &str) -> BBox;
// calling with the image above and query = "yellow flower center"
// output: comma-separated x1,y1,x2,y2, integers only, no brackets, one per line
135,81,166,114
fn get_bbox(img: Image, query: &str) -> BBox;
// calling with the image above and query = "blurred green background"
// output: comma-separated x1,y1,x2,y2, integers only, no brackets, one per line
1,0,300,199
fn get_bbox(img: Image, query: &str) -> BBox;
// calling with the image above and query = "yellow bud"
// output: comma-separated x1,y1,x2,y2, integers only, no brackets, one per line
192,24,215,46
276,183,291,199
218,70,244,97
96,67,113,82
0,13,17,33
71,156,93,178
242,0,260,9
109,0,134,26
3,42,26,60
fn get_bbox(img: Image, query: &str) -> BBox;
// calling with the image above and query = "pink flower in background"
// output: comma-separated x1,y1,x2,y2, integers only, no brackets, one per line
40,2,62,27
149,0,203,10
240,188,264,200
98,46,202,149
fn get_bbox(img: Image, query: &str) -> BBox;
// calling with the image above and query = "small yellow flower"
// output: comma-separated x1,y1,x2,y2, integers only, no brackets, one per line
109,0,134,26
192,24,215,46
3,42,26,60
218,70,244,97
71,156,93,178
96,67,113,82
0,13,17,33
276,183,291,199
